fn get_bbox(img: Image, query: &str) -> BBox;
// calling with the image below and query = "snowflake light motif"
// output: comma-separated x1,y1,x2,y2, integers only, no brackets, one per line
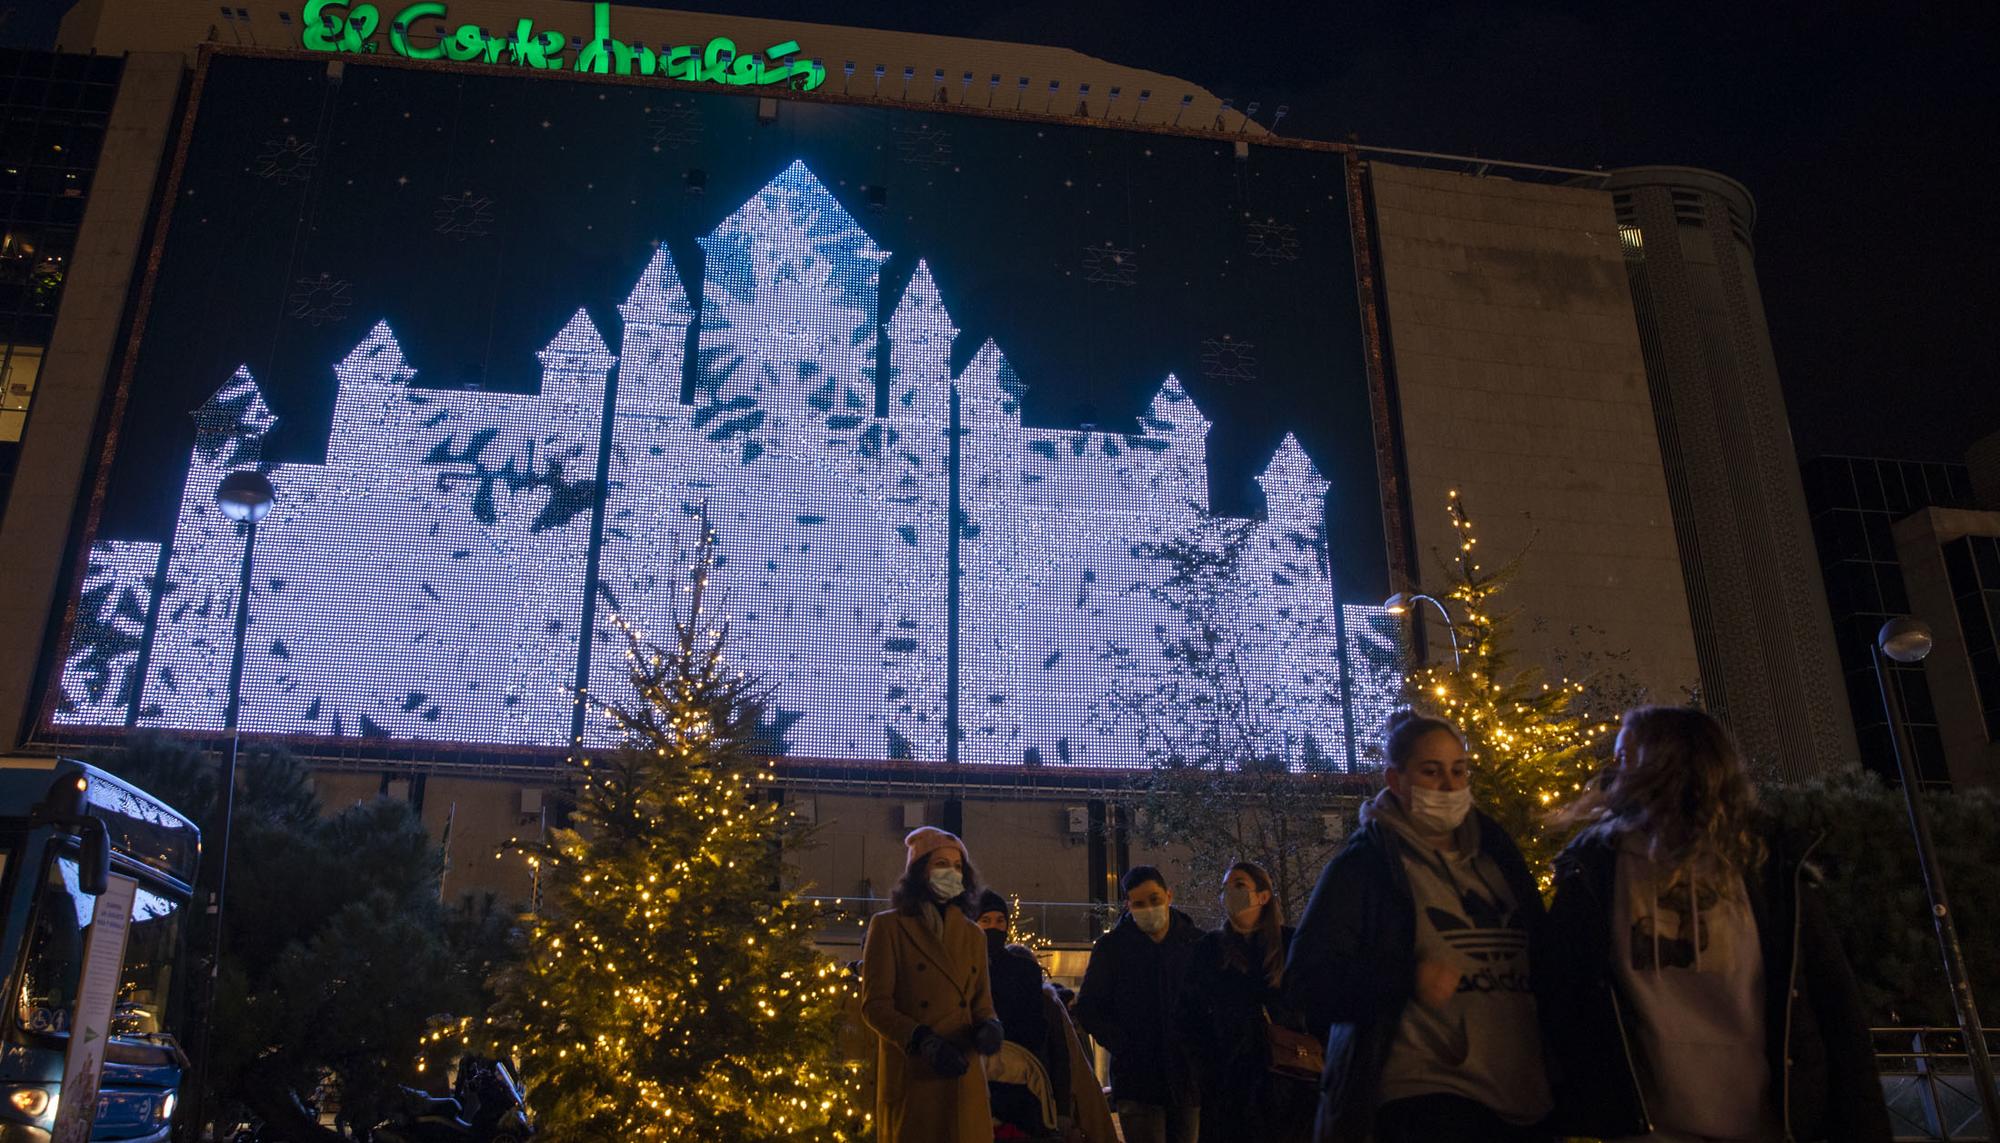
1082,243,1138,286
1200,335,1259,387
287,273,353,326
894,124,953,167
434,191,496,240
1246,218,1300,262
251,136,318,184
644,104,704,150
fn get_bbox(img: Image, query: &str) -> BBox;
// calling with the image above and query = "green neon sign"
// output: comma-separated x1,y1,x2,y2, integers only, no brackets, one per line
300,1,828,90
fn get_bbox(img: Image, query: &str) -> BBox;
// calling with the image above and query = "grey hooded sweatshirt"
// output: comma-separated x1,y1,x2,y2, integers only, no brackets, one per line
1368,789,1551,1124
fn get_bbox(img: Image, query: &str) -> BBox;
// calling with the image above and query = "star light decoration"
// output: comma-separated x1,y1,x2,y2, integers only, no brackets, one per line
250,135,318,184
1245,218,1300,262
644,104,705,151
463,518,870,1141
1199,335,1258,387
286,273,353,326
893,123,953,167
1082,242,1138,286
1400,490,1620,891
434,191,496,240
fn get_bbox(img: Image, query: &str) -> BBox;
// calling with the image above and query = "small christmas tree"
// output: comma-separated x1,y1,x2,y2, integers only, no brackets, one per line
488,514,868,1141
1403,491,1618,888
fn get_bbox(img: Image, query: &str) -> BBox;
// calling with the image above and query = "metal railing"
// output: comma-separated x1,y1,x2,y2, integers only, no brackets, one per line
803,895,1116,949
1877,1028,1997,1141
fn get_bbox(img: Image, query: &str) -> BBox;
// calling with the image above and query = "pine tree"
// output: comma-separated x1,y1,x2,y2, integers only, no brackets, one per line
488,516,868,1142
1403,491,1619,888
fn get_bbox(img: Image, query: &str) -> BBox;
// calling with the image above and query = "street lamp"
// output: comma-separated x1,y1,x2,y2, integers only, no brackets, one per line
1382,591,1461,669
188,468,274,1140
1872,616,2000,1130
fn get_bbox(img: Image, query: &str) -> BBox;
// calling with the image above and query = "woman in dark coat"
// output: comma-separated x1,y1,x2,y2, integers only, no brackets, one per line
1182,860,1313,1143
1538,706,1891,1143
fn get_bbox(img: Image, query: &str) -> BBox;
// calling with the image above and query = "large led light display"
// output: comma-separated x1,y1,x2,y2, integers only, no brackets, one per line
44,54,1401,769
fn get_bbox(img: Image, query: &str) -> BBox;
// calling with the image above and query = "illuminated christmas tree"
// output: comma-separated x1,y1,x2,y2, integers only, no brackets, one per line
1404,491,1618,888
488,515,868,1141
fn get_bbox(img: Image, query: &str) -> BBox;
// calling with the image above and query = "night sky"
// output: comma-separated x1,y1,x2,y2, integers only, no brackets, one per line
1,0,1990,460
605,0,1997,465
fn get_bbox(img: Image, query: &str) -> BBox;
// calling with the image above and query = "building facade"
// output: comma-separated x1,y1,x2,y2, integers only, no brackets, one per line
1606,166,1860,779
0,0,1834,922
0,48,124,504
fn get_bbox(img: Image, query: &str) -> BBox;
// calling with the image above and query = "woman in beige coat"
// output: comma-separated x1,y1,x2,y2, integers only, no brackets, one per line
861,827,1003,1143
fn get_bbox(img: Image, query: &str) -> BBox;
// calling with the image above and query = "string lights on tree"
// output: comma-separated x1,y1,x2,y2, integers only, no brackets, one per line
1402,490,1618,888
473,512,868,1140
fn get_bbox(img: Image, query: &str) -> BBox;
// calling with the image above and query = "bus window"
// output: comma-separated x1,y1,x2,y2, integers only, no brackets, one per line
15,855,183,1043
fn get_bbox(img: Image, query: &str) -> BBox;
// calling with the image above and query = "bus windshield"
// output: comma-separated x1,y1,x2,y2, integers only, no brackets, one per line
15,851,184,1049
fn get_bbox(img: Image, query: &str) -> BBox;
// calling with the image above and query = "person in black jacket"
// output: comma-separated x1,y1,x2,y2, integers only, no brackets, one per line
1283,709,1553,1143
976,889,1056,1132
1075,865,1203,1143
1538,706,1891,1143
1182,860,1314,1143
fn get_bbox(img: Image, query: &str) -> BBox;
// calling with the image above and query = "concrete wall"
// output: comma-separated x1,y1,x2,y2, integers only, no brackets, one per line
0,53,184,749
306,774,1251,949
1367,162,1701,705
1894,507,2000,789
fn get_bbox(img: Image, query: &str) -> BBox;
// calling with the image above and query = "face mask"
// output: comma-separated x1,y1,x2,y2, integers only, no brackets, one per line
1131,904,1170,934
928,868,965,901
1222,885,1259,919
985,927,1007,956
1406,785,1474,834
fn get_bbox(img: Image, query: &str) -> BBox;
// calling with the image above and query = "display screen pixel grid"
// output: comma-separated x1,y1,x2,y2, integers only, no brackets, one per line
45,60,1402,771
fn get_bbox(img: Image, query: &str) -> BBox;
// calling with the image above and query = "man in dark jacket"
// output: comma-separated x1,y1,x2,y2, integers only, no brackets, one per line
1536,828,1892,1143
1075,866,1203,1143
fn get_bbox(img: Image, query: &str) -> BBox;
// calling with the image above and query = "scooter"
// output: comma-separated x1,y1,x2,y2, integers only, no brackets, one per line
372,1057,532,1143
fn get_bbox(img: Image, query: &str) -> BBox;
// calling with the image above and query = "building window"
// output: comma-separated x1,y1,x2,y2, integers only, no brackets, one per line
1618,224,1644,258
0,342,43,441
1943,534,2000,741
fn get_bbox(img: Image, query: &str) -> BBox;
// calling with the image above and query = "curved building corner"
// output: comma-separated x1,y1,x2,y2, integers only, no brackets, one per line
1605,165,1860,776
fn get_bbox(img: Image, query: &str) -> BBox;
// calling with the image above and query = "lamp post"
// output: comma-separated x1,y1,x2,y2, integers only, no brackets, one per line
1872,616,2000,1130
187,468,274,1141
1383,591,1461,669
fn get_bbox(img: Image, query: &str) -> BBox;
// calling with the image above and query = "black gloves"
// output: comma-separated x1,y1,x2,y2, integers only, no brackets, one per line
973,1019,1004,1056
909,1026,969,1078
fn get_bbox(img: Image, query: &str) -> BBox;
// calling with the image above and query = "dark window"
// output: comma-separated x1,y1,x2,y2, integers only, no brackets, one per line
1880,461,1911,515
1908,722,1951,787
1862,511,1896,563
1828,508,1869,561
1974,536,2000,588
1897,667,1938,725
1944,538,1980,599
1948,465,1976,506
1853,460,1886,512
1878,568,1910,615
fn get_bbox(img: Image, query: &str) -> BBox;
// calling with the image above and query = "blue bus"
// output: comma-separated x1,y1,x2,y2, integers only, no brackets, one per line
0,757,200,1143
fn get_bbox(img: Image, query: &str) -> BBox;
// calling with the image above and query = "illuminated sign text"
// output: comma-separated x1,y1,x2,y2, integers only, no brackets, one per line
300,1,827,89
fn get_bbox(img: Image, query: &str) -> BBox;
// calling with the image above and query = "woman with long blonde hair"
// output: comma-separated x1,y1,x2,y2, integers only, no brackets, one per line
1538,706,1889,1143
